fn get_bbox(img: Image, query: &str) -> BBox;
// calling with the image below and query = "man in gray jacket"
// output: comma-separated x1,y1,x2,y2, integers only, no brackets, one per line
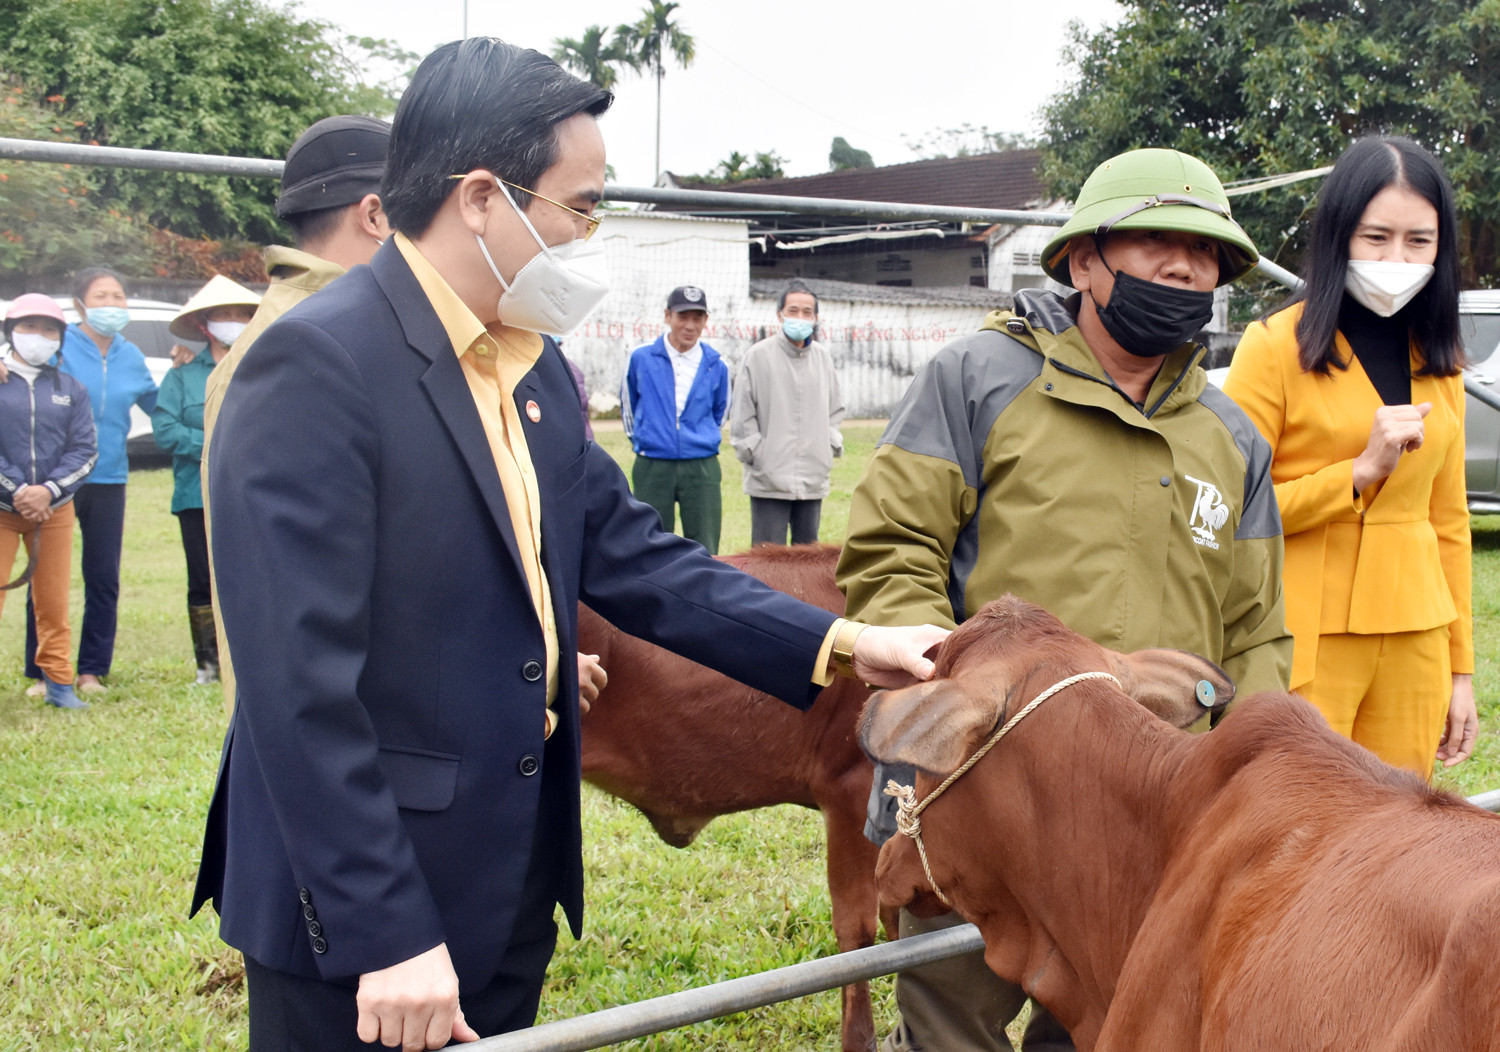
730,279,845,544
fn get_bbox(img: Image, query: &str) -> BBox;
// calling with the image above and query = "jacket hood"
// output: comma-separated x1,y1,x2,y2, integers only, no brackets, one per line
979,287,1207,417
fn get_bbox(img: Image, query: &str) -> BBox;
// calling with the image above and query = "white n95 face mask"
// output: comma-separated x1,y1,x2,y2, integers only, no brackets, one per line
1345,259,1435,317
476,180,609,337
11,333,61,366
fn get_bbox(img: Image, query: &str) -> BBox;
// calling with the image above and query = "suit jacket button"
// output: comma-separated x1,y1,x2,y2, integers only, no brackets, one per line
307,920,322,937
312,936,328,955
299,887,311,905
303,904,317,921
518,754,539,777
521,660,543,682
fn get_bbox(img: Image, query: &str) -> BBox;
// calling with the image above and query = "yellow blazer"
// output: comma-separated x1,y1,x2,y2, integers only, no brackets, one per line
1223,304,1472,689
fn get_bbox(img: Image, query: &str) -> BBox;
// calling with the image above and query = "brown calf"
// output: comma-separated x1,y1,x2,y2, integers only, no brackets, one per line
862,594,1500,1052
579,543,889,1052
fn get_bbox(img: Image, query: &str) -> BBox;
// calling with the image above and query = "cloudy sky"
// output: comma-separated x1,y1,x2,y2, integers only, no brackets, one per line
291,0,1123,186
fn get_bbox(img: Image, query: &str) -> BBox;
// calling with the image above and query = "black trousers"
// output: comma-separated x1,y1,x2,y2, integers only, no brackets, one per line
749,497,822,546
177,508,212,607
26,482,126,678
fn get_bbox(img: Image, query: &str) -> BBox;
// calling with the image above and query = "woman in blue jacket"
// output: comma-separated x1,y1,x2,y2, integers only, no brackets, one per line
1,295,98,709
25,267,157,695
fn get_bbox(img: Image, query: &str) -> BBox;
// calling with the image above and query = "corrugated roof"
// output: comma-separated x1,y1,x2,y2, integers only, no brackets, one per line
676,150,1045,211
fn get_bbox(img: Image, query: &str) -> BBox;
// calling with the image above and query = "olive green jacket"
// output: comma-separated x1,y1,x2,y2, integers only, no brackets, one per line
839,288,1292,693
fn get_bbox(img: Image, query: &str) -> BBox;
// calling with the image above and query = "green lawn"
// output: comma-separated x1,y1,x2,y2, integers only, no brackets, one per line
1,426,1497,1049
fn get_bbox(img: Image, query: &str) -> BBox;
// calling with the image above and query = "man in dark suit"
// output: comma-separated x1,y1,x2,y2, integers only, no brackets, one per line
192,37,946,1051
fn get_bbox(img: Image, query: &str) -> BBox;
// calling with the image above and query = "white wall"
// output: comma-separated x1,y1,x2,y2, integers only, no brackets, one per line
566,211,1008,418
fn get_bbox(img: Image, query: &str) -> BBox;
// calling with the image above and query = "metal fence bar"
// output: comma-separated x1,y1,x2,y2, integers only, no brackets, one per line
0,136,1304,288
470,923,984,1052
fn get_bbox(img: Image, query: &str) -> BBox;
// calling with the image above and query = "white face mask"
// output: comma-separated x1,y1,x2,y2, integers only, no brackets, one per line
206,320,249,347
11,332,61,366
476,180,609,337
1345,259,1435,317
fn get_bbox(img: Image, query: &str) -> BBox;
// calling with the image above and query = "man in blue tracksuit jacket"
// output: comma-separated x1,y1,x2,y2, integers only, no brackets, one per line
622,285,730,553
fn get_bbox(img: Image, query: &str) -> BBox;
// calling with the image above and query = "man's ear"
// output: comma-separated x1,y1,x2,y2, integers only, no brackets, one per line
453,171,502,236
355,193,388,239
1067,235,1098,292
859,679,1002,775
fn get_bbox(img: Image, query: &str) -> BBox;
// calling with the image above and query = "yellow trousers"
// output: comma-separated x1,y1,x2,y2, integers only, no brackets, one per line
0,503,77,685
1299,628,1451,778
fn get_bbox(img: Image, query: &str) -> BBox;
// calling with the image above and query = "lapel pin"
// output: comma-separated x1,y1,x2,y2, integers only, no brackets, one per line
525,400,541,423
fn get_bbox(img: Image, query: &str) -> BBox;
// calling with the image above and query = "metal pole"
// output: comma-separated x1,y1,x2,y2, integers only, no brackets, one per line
469,924,984,1052
606,183,1073,227
0,137,283,178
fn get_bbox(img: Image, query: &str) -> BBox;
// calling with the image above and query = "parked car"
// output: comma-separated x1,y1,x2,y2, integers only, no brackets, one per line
1208,290,1500,512
0,296,202,456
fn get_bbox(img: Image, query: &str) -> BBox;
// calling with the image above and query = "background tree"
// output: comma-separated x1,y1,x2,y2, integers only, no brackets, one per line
829,136,874,171
617,0,696,181
681,149,786,185
0,0,411,247
552,25,635,91
902,123,1035,160
1040,0,1500,290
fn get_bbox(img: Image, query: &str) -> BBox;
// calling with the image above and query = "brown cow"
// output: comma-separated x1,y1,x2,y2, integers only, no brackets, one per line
862,594,1500,1052
578,543,891,1052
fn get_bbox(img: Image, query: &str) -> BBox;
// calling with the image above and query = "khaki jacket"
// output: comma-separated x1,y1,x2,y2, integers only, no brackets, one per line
838,289,1292,696
1223,304,1472,688
202,245,348,714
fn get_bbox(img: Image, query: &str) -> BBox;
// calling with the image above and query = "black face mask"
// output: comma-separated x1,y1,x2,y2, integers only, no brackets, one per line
1090,249,1216,358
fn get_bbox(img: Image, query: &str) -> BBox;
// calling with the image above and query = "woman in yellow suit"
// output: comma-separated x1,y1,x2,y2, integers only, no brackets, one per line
1224,136,1476,777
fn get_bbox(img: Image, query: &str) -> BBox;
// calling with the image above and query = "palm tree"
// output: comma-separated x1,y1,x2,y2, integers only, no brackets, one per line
618,1,695,181
551,25,634,91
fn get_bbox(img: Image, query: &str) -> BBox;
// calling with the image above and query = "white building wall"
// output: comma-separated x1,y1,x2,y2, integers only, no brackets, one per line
565,212,1007,418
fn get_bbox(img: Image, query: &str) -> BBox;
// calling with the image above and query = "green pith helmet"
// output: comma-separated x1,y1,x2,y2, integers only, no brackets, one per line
1042,148,1259,288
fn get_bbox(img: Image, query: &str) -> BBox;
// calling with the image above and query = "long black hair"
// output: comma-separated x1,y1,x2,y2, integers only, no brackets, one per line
1291,136,1463,377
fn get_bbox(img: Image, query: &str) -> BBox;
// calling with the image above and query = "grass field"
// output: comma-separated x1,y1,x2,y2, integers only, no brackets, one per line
1,423,1498,1050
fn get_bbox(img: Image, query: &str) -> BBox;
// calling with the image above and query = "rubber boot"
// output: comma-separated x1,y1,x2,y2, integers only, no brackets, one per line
43,674,87,710
189,605,221,685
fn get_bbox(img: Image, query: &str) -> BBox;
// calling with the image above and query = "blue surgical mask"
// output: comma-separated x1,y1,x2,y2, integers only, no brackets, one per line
782,318,815,343
85,306,130,337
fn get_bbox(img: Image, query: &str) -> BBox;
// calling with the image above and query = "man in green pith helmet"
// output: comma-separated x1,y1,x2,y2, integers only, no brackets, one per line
837,148,1294,1052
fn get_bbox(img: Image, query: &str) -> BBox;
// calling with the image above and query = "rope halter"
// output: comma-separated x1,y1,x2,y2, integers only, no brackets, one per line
883,670,1120,908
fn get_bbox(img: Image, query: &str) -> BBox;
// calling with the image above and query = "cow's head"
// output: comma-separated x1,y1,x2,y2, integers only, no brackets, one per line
860,595,1232,776
860,594,1233,917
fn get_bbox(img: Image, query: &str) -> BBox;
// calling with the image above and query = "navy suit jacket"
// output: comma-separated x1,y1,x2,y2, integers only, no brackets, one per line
191,242,837,988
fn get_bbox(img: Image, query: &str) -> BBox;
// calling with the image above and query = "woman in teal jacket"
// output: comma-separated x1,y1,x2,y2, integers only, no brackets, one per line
154,276,260,684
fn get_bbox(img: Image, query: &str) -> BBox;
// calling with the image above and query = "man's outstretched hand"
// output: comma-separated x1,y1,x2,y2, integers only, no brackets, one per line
851,624,950,689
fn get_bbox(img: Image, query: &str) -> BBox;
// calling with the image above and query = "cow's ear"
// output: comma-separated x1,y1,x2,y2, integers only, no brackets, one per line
859,679,999,775
1107,648,1235,730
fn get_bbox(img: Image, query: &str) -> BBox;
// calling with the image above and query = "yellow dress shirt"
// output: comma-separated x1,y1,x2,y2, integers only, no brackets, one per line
396,235,562,732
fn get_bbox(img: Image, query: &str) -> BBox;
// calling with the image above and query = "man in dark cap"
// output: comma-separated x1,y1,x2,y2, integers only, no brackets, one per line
622,284,729,552
201,114,391,716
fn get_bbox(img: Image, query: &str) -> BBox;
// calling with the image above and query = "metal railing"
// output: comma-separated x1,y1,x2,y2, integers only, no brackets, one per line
0,136,1301,287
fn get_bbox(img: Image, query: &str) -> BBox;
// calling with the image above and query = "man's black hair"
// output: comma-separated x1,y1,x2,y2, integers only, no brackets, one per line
1290,136,1463,377
777,278,819,315
72,266,129,304
382,37,613,237
286,204,351,250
